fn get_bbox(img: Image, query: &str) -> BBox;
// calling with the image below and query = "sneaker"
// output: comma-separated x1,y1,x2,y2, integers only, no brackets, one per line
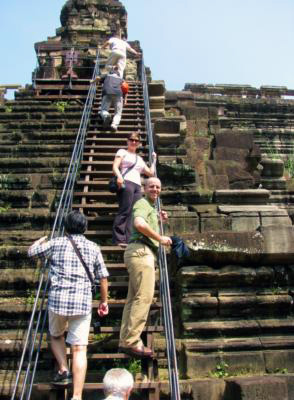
110,124,118,132
103,114,112,129
51,370,72,386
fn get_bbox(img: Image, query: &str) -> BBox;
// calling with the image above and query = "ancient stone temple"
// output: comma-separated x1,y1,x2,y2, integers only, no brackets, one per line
1,1,294,399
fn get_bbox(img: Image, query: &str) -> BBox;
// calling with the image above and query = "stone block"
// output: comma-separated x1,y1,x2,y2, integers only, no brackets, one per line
261,177,286,190
222,351,265,375
261,225,294,261
206,161,255,189
181,294,218,320
217,266,257,287
225,163,256,189
194,136,211,155
160,189,213,205
179,266,218,289
165,91,180,102
264,349,294,373
261,158,284,178
185,350,222,378
155,133,181,146
149,96,165,109
213,147,249,167
214,132,254,149
179,266,262,289
219,293,292,317
218,205,280,213
225,376,288,400
206,174,230,190
148,80,165,96
182,107,208,120
177,100,196,110
189,379,225,400
157,163,195,186
154,117,183,134
150,109,165,119
195,120,209,134
284,375,294,399
166,90,194,101
214,189,270,205
218,294,257,317
165,212,199,236
260,210,291,226
186,231,264,266
200,213,232,232
231,212,260,232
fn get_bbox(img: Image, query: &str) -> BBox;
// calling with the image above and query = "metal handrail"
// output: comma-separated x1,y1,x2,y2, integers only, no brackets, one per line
141,58,181,400
11,52,100,400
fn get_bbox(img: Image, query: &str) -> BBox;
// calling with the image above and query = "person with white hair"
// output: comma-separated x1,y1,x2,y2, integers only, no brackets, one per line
103,368,134,400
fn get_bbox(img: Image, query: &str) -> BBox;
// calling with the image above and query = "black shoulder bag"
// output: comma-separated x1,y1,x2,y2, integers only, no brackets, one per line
108,155,138,193
66,235,98,295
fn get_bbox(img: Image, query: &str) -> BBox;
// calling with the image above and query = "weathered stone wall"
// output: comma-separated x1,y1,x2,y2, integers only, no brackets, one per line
148,81,294,399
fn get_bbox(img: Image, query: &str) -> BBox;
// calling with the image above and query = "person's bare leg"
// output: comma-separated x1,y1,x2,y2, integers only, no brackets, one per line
71,345,87,399
51,335,69,372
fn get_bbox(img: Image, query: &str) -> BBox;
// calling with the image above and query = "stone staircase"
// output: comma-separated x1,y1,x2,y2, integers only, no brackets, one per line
0,91,85,400
152,84,294,398
0,78,168,400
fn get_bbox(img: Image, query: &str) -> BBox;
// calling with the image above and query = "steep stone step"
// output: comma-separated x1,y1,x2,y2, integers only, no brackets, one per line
0,148,72,159
183,318,294,337
184,335,294,352
0,131,78,144
0,208,55,231
7,121,81,131
0,157,68,173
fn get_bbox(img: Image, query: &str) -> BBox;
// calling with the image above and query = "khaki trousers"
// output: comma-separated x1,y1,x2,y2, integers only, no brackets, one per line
119,243,156,348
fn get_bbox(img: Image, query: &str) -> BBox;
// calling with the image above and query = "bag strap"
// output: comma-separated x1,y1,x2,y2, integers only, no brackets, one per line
66,234,94,285
121,154,138,178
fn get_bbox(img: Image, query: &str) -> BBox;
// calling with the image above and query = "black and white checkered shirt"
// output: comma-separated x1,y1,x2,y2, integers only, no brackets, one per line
28,235,109,316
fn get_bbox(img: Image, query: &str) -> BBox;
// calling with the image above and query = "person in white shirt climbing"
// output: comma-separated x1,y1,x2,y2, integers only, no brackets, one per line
101,32,139,78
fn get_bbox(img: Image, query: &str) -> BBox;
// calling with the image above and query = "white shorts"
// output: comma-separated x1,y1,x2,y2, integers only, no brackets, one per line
48,309,92,346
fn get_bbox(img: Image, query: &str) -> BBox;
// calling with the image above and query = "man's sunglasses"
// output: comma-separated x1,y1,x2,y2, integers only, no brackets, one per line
129,138,140,143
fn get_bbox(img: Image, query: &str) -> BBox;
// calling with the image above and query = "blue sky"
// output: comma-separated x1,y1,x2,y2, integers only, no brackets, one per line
1,0,294,95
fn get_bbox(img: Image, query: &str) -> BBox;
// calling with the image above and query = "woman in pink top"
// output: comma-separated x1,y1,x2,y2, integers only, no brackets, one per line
112,132,156,247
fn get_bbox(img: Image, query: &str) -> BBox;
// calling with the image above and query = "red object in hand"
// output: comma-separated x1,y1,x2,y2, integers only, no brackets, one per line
98,302,109,317
121,81,129,95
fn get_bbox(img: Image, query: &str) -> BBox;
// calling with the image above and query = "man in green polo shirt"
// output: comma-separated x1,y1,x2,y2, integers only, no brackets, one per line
119,177,172,358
